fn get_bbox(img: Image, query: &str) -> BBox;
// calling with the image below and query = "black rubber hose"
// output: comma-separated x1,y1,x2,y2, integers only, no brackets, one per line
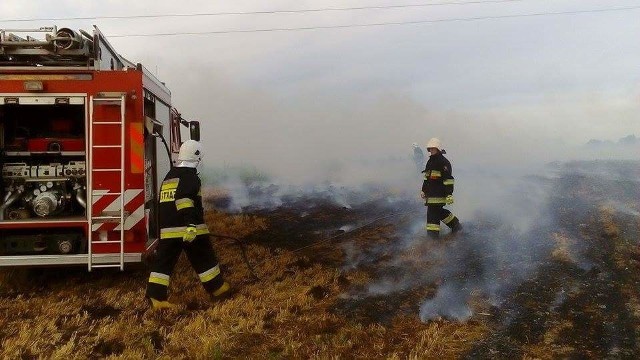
210,233,261,281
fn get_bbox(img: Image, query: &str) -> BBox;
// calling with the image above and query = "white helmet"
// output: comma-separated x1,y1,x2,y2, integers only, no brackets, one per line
177,140,203,166
426,138,442,150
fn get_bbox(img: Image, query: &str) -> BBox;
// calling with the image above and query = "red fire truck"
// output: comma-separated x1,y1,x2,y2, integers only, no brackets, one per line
0,26,199,270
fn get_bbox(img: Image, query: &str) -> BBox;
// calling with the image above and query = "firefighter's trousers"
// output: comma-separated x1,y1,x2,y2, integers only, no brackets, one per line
146,235,225,301
426,205,460,238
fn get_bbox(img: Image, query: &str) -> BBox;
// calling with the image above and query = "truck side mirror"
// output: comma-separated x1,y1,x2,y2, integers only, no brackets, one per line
189,121,200,141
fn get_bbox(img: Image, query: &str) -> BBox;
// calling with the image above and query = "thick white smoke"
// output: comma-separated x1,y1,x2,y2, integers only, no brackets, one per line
162,64,639,187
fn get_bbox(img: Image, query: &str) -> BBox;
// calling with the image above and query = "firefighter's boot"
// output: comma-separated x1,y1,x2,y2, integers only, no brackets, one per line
444,214,461,233
450,220,462,233
210,281,232,301
427,231,440,239
426,222,440,239
150,298,177,310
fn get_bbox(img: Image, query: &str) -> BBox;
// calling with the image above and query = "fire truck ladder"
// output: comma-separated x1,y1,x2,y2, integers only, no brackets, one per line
88,93,126,271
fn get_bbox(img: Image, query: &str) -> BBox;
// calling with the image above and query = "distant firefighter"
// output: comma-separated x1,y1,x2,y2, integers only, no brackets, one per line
146,140,231,309
421,138,461,238
412,142,425,173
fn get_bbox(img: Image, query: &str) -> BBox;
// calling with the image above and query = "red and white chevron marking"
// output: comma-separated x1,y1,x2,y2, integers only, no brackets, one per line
92,189,145,232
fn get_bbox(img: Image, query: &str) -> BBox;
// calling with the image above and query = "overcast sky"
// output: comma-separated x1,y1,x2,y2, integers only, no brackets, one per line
2,0,639,181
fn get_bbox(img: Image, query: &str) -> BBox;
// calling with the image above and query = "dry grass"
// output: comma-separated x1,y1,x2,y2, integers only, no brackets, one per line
0,209,489,359
599,205,621,239
550,232,574,263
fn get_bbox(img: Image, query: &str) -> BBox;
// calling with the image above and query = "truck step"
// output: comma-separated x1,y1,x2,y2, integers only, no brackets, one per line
90,240,123,244
90,264,123,269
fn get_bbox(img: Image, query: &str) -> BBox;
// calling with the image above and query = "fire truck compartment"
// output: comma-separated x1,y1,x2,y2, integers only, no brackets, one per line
0,100,85,153
0,97,87,224
0,228,84,255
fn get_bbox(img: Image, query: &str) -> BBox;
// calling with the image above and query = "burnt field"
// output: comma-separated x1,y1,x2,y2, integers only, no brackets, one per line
1,160,639,359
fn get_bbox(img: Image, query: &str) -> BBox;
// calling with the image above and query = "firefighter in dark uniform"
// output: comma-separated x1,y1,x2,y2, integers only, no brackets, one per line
146,140,230,309
421,138,461,238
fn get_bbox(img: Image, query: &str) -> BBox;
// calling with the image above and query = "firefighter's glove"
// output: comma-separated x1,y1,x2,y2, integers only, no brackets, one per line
183,225,197,242
445,195,454,205
420,191,426,199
